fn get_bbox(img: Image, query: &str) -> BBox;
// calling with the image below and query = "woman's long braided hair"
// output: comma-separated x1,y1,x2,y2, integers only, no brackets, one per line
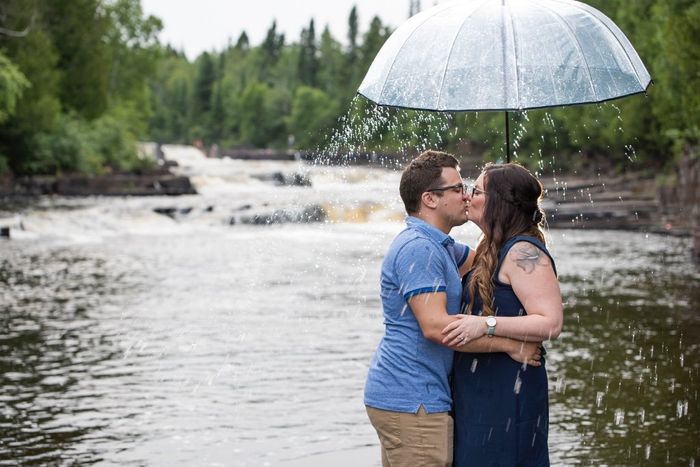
467,163,547,316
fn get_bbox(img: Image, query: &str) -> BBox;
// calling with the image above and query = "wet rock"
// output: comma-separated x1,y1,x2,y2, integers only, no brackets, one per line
543,175,661,231
153,207,194,219
232,204,326,225
0,172,197,196
250,172,311,187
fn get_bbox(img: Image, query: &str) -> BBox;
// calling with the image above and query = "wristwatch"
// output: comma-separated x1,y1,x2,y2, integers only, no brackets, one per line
486,316,497,337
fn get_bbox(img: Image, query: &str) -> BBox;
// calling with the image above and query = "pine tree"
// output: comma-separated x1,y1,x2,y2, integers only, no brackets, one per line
235,31,249,52
192,52,215,134
298,19,318,87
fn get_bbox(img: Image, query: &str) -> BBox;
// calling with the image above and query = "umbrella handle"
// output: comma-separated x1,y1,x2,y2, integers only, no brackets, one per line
505,111,511,163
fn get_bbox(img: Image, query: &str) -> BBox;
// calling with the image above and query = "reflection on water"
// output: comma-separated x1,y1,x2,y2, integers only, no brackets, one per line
0,248,145,464
1,224,697,466
547,232,700,465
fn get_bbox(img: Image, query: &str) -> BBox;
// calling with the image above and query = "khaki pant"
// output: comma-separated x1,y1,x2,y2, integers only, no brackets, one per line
366,405,453,467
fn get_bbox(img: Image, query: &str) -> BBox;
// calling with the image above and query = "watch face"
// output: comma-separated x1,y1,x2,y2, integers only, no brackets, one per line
486,317,497,327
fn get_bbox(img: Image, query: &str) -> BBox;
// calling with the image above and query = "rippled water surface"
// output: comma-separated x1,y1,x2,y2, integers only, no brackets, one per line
1,156,698,466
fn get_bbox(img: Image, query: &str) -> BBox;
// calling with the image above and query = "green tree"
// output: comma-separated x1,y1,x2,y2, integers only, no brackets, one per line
343,6,361,97
0,0,62,174
317,26,344,97
235,31,249,52
192,52,216,130
148,48,193,143
1,0,162,176
260,20,285,78
298,19,319,87
105,0,162,123
238,82,288,147
653,0,700,146
0,51,30,124
42,0,111,119
287,86,338,149
359,17,390,75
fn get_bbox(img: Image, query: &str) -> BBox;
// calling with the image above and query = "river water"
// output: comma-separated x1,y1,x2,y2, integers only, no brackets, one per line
1,147,698,466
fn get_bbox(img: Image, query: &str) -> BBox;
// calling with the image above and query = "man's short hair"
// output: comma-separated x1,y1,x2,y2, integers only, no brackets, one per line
399,150,460,215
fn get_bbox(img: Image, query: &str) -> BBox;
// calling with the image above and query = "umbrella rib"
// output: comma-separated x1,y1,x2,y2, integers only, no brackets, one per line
542,5,599,102
436,0,490,109
560,0,647,88
503,0,521,109
377,2,457,103
536,5,564,104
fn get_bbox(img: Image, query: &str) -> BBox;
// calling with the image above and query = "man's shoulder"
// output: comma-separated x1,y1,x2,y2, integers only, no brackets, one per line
389,229,440,256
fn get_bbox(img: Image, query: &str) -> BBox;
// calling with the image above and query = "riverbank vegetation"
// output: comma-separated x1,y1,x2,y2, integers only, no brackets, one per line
0,0,698,177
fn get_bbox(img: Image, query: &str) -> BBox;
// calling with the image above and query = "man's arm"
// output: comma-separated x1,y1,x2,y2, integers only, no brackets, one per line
455,336,542,366
458,248,476,277
409,292,542,366
408,291,458,343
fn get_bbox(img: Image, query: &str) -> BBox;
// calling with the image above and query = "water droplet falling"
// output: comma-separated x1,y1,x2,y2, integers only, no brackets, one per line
614,409,624,425
676,400,688,418
555,376,565,393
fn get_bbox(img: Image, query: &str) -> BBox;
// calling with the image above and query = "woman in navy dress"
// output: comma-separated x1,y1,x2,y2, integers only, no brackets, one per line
442,163,564,466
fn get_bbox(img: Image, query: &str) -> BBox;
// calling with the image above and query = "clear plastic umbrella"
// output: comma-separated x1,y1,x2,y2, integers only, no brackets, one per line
357,0,652,161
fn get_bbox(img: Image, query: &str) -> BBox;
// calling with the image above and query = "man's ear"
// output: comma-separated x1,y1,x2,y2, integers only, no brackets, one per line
421,191,438,210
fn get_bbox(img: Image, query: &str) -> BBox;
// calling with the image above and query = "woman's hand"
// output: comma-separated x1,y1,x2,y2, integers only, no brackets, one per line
507,341,542,367
441,315,486,346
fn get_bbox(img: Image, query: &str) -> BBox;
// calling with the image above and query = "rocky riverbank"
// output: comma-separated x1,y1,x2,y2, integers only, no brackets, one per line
0,168,196,197
541,152,699,261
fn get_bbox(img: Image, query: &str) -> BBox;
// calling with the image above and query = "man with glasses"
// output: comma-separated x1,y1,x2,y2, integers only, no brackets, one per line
364,150,541,466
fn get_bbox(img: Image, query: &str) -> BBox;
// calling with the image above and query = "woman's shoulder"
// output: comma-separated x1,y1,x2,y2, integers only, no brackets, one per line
499,236,557,278
505,240,553,270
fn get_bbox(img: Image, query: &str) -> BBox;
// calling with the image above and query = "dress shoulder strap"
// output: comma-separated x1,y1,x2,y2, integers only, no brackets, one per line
494,235,557,282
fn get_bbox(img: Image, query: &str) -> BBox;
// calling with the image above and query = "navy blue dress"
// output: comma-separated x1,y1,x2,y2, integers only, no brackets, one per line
453,236,556,467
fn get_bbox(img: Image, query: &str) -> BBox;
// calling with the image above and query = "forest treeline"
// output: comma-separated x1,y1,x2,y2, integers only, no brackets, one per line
0,0,698,177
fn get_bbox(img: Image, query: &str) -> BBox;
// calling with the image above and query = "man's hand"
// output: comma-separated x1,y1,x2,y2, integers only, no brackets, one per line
507,340,542,367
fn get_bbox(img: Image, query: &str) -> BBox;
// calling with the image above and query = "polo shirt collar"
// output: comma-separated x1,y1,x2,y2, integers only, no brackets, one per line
406,216,455,247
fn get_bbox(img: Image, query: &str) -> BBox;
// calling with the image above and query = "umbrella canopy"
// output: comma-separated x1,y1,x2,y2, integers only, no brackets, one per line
358,0,651,114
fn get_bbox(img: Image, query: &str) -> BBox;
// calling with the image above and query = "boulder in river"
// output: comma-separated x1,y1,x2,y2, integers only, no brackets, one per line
230,204,326,225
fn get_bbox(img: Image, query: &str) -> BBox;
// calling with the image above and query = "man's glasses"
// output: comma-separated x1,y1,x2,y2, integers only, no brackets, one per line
426,183,486,197
426,182,467,195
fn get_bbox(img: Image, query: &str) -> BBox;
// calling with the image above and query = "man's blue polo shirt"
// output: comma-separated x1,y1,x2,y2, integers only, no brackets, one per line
364,216,469,414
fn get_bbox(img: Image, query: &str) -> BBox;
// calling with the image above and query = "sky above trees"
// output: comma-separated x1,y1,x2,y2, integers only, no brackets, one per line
140,0,435,60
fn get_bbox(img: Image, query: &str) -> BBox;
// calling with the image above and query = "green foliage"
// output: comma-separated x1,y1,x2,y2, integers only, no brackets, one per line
298,20,319,87
260,20,285,77
0,152,8,176
193,52,216,121
238,82,289,147
42,0,111,119
29,107,149,175
31,113,103,174
0,0,161,176
0,51,30,123
89,105,148,171
287,86,338,150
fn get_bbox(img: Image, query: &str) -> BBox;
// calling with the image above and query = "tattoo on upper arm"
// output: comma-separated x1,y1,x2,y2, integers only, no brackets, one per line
510,242,548,274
